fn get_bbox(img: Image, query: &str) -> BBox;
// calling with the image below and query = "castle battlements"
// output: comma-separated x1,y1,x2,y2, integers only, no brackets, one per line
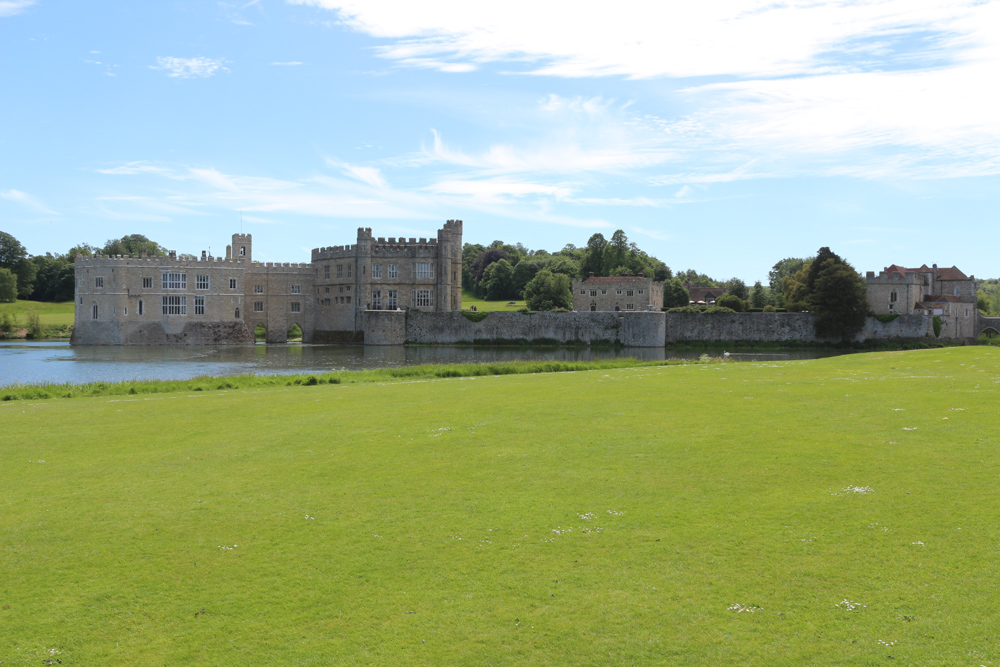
76,254,248,265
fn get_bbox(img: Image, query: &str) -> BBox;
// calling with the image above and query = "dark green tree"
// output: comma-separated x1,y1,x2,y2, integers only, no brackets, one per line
811,259,868,340
662,277,690,308
580,233,607,278
716,294,745,312
30,254,75,302
523,270,573,311
0,268,17,303
724,277,748,300
0,230,35,298
768,257,810,307
481,258,514,301
750,281,768,308
103,234,166,257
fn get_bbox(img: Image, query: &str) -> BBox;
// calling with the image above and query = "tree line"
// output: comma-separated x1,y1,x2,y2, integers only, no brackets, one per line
0,231,166,303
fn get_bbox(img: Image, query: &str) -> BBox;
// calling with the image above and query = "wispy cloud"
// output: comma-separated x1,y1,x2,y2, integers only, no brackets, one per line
271,61,304,66
0,0,34,17
1,188,58,215
151,56,230,78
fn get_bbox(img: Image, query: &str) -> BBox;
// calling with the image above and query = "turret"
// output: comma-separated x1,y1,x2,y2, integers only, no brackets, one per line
232,233,252,262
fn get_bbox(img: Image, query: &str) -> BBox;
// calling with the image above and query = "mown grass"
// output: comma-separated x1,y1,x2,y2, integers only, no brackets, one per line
2,348,999,665
0,358,681,400
461,289,525,311
0,300,75,326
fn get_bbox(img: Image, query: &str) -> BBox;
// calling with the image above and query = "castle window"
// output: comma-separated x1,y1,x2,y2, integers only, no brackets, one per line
138,300,144,316
372,290,382,310
590,290,597,297
638,289,644,295
253,301,264,312
124,306,127,316
291,301,301,313
337,264,343,279
91,303,98,320
627,303,635,310
235,308,240,318
955,287,960,296
415,289,431,308
291,285,300,294
230,278,238,290
162,272,186,290
79,297,83,304
162,295,187,315
373,264,382,279
388,290,398,309
95,277,104,288
627,289,634,297
325,287,330,294
254,285,263,294
346,286,351,292
389,264,398,278
239,246,245,256
602,290,607,295
580,290,586,295
142,277,152,289
346,296,351,304
194,296,205,315
616,289,622,295
324,265,330,280
196,274,209,290
416,263,433,279
347,264,352,279
890,290,898,303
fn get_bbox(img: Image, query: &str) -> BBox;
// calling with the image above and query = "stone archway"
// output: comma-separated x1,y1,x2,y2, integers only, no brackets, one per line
287,322,303,342
254,323,267,343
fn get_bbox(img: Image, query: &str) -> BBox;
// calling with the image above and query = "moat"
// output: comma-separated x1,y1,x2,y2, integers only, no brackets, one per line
0,341,848,387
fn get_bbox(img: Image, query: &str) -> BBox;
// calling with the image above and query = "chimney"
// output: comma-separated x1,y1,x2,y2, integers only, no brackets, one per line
141,250,148,258
589,272,595,277
201,250,207,260
169,250,176,259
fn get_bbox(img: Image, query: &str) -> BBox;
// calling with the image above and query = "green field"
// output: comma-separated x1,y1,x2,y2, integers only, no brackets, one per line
0,300,75,326
3,348,999,664
461,288,526,311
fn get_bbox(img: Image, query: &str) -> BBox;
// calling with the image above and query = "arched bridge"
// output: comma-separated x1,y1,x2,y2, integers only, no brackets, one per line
978,314,1000,339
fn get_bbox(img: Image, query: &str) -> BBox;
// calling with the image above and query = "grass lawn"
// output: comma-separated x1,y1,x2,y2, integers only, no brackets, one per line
461,288,525,311
3,348,1000,664
0,300,75,326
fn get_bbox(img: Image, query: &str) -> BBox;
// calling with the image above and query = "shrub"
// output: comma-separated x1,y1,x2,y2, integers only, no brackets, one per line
0,311,16,334
763,305,776,313
715,294,745,312
933,315,942,338
517,307,532,314
461,310,490,323
26,312,44,339
703,306,737,314
874,313,900,323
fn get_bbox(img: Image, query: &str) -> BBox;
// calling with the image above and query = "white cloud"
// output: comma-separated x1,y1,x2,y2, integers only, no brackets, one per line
1,188,58,215
0,0,34,17
631,226,671,242
286,0,988,78
426,178,572,202
271,61,304,66
151,56,230,78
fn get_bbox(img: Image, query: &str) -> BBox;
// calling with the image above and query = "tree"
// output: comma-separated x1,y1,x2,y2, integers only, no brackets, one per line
0,230,35,299
662,278,690,308
716,294,745,312
103,234,166,257
523,270,573,311
481,258,514,301
67,243,96,261
782,265,812,312
580,233,607,278
30,254,75,302
511,257,545,297
750,281,768,308
811,259,868,340
768,257,809,307
470,248,509,285
603,229,629,274
724,277,748,300
0,268,17,303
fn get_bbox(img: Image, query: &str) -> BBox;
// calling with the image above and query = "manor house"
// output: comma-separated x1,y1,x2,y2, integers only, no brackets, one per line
866,263,979,340
72,220,463,345
572,273,663,312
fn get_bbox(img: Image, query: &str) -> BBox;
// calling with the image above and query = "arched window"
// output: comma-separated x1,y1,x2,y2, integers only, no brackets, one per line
235,308,240,319
138,300,144,316
890,290,897,303
954,286,960,296
91,303,98,320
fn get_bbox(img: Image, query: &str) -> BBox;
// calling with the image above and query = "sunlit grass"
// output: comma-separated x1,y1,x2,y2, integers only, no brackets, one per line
461,288,525,311
0,300,75,326
2,347,999,664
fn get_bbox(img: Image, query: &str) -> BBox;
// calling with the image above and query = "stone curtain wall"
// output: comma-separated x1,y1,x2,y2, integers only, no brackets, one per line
71,320,254,345
664,312,932,343
361,311,936,347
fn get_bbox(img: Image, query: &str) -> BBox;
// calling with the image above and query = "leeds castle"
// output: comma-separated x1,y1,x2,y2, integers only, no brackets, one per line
71,220,463,345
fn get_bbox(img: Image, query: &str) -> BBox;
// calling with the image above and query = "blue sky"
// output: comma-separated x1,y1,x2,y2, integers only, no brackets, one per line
2,0,998,283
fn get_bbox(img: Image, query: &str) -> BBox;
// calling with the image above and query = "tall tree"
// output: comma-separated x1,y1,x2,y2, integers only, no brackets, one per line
0,230,35,299
811,259,868,340
750,281,768,308
662,278,690,308
580,233,607,277
103,234,166,257
0,268,17,303
724,277,748,300
523,270,572,311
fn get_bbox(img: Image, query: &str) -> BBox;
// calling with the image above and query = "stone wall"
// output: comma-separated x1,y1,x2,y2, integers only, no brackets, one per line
72,320,254,345
664,312,932,343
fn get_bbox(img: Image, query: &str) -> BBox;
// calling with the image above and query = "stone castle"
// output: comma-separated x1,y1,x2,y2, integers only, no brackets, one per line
572,273,663,312
865,263,980,340
71,220,463,345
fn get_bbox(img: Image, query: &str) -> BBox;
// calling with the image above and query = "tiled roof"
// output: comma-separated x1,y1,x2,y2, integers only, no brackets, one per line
921,294,962,303
579,275,650,284
936,266,968,280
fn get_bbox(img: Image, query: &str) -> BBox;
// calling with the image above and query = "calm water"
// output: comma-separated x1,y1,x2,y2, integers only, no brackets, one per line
0,340,846,387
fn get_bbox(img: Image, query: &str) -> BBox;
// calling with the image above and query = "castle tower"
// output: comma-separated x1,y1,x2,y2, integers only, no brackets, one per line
232,233,252,262
438,219,463,311
356,227,373,319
